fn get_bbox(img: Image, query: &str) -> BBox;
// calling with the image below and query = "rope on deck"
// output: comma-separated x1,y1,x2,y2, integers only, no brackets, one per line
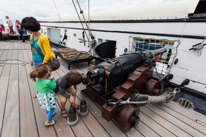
0,59,28,67
0,49,30,50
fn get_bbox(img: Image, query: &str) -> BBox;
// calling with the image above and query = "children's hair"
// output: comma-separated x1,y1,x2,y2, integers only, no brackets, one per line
29,64,50,82
21,17,40,31
16,20,20,24
0,25,5,31
66,71,82,86
5,16,9,19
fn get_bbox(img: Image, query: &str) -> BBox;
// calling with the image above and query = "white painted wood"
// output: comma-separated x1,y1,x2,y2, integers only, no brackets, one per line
41,16,206,95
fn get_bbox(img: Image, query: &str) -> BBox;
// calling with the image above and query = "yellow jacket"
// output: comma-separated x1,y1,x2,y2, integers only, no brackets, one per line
30,33,53,63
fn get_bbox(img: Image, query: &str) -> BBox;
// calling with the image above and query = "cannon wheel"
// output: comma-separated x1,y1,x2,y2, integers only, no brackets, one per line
117,105,140,132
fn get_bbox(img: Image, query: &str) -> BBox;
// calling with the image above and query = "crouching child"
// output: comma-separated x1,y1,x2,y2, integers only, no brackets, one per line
54,71,82,118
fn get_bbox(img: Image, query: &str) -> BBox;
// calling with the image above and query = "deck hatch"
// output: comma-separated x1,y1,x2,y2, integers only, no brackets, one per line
177,98,194,110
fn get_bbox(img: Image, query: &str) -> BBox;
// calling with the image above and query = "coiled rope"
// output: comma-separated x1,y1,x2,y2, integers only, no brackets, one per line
56,48,90,60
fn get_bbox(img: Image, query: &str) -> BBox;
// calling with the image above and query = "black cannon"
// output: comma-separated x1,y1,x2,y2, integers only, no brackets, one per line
81,47,172,132
85,48,167,95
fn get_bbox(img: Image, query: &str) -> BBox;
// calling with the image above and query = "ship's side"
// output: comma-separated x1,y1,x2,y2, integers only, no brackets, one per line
37,0,206,114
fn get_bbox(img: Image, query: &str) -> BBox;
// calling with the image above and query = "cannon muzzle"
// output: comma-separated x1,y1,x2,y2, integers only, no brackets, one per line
143,47,167,58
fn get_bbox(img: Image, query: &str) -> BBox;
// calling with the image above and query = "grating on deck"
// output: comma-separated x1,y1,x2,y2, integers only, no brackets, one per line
0,40,206,137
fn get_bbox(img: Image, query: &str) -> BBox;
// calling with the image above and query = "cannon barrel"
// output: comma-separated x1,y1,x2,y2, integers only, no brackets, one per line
87,47,167,86
143,47,167,58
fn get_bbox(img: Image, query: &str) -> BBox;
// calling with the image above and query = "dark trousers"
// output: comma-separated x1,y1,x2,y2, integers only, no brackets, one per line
19,30,25,42
9,26,14,33
0,32,2,40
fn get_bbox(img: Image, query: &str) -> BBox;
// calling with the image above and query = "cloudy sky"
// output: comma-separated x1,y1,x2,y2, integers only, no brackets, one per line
1,0,178,24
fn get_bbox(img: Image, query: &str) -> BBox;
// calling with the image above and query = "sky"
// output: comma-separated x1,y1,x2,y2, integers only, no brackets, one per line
1,0,178,24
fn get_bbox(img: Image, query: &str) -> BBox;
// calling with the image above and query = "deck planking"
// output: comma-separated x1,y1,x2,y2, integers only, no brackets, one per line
1,42,19,137
18,43,38,137
22,43,57,137
0,42,12,136
0,41,205,137
151,103,206,135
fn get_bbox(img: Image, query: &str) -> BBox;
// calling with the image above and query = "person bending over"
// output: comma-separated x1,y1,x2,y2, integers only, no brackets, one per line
54,71,82,118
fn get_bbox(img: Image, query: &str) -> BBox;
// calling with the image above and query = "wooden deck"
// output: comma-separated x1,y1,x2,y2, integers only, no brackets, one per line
0,40,206,137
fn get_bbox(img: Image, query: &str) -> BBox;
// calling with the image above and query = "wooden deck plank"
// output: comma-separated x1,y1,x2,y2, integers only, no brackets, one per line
23,46,57,137
163,101,206,124
18,43,38,137
0,41,7,50
75,62,91,73
146,104,206,136
153,103,206,135
51,102,75,137
0,42,11,134
2,41,10,49
0,42,8,63
1,42,19,137
136,121,160,137
76,83,127,137
139,112,176,137
73,96,110,137
126,128,144,137
73,62,90,73
141,107,191,137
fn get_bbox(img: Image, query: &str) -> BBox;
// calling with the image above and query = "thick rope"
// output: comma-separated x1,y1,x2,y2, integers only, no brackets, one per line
120,88,180,105
56,48,90,60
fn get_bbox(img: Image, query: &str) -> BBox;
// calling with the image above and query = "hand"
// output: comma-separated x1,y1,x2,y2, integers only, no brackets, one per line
30,60,33,66
42,62,45,64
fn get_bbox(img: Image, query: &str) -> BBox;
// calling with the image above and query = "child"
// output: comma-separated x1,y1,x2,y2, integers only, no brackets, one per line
16,20,25,42
29,64,57,126
54,71,82,118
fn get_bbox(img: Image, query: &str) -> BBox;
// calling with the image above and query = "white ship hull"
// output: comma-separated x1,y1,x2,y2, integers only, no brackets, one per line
40,21,206,95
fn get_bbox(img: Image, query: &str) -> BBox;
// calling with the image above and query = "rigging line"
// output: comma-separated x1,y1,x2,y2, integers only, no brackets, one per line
71,0,90,41
52,0,64,27
88,0,90,41
76,0,93,37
